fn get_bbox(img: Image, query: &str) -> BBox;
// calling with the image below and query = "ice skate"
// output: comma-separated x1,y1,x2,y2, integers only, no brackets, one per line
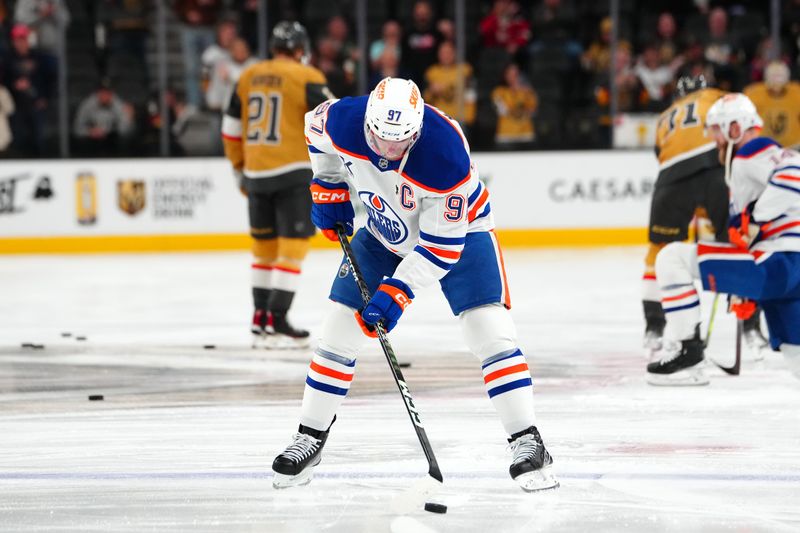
272,422,331,488
267,312,311,349
647,330,708,386
743,314,769,362
251,309,272,348
508,426,559,492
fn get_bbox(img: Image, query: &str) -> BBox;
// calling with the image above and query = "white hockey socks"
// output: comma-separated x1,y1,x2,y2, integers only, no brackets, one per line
300,348,355,431
461,304,537,435
298,303,366,431
481,348,536,435
656,243,702,342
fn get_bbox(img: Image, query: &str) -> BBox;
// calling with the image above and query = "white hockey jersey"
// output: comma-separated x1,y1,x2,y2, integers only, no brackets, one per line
729,137,800,254
305,96,494,293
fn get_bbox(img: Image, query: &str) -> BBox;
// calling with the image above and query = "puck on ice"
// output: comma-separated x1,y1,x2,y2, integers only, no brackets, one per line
398,362,412,368
76,336,87,341
88,395,104,401
61,332,72,338
424,502,447,514
203,345,216,350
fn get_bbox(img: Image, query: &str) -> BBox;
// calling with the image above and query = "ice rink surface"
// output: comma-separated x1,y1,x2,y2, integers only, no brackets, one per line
1,246,799,533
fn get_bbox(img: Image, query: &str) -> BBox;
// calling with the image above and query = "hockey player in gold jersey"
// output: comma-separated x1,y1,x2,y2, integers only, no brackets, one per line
642,76,728,355
744,61,800,149
222,21,332,348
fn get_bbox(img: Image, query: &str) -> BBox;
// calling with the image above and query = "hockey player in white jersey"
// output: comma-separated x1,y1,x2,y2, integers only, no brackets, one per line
271,77,558,492
647,92,800,385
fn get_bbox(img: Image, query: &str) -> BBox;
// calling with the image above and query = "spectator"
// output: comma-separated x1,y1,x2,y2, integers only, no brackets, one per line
233,0,259,52
479,0,530,58
0,83,14,153
702,7,741,89
655,12,683,68
749,36,790,84
315,36,355,97
369,47,409,89
369,20,402,71
201,19,238,97
582,17,630,75
72,80,135,157
491,62,537,149
594,44,640,146
98,0,150,78
141,89,193,156
403,0,442,87
744,61,800,148
437,18,455,43
206,37,257,112
1,24,54,157
13,0,70,59
323,15,359,92
174,0,223,107
530,0,580,58
635,42,674,112
424,41,476,132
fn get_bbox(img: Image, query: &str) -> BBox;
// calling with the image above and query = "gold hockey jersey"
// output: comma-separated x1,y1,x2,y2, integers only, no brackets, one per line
744,81,800,148
222,57,329,179
655,87,726,183
423,63,476,125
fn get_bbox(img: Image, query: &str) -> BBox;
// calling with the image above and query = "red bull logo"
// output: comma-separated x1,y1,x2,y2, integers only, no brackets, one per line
359,191,408,245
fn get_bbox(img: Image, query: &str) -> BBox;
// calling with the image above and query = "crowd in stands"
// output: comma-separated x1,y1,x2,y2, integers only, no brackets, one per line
0,0,794,157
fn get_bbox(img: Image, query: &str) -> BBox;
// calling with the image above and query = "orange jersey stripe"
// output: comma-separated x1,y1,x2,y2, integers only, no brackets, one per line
662,289,697,302
484,362,529,384
421,245,461,260
468,189,489,221
310,361,354,382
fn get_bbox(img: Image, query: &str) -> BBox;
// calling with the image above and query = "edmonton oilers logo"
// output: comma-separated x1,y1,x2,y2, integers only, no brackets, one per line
378,158,389,169
359,191,408,245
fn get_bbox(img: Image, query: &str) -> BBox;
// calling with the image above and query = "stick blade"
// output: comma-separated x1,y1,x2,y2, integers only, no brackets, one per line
390,474,443,514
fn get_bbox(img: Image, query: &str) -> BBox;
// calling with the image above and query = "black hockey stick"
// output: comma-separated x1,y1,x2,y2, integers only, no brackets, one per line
335,226,444,507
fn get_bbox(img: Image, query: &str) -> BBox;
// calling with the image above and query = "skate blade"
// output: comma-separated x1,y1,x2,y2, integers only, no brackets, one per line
515,466,560,492
272,467,315,489
268,335,311,350
647,367,709,386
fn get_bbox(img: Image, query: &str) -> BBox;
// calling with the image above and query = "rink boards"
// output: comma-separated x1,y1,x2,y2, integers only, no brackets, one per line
0,151,656,253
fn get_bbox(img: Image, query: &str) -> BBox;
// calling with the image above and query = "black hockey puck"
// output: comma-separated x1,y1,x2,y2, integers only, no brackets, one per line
203,344,216,350
88,395,104,401
21,343,34,348
61,332,72,338
424,502,447,514
398,362,412,368
76,336,87,341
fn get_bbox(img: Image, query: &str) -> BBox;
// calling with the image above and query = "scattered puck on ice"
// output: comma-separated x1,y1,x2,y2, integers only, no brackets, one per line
75,336,87,341
88,395,104,401
21,343,34,348
424,502,447,514
203,345,216,350
33,344,45,349
61,332,72,338
398,362,412,368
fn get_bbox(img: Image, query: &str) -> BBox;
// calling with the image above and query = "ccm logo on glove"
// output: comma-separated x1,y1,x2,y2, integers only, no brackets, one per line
311,189,349,203
361,278,415,333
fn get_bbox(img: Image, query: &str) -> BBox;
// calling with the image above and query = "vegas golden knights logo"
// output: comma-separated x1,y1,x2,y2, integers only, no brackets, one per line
75,172,97,225
117,179,146,216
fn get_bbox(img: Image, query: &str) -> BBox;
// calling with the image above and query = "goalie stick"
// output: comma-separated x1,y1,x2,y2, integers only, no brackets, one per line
335,225,443,511
703,293,742,376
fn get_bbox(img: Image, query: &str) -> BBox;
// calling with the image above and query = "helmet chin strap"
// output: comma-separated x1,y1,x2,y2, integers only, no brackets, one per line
724,141,734,186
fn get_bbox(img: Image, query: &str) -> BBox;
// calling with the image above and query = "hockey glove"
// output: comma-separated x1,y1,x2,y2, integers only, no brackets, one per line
310,178,354,241
729,296,756,320
361,278,414,333
234,169,247,196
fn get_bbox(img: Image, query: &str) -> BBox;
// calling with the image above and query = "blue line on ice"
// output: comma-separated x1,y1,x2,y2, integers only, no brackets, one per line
1,472,799,482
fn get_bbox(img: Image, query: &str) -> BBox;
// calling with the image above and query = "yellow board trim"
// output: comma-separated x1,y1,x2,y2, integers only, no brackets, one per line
0,228,647,254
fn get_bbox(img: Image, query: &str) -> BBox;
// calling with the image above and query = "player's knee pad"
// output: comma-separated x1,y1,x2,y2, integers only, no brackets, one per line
781,344,800,380
459,303,518,361
275,237,311,270
252,237,278,264
655,242,699,287
645,242,666,271
318,302,368,360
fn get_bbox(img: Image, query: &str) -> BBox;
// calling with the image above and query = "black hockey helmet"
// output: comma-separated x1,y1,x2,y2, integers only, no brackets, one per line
270,21,310,56
675,74,707,98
